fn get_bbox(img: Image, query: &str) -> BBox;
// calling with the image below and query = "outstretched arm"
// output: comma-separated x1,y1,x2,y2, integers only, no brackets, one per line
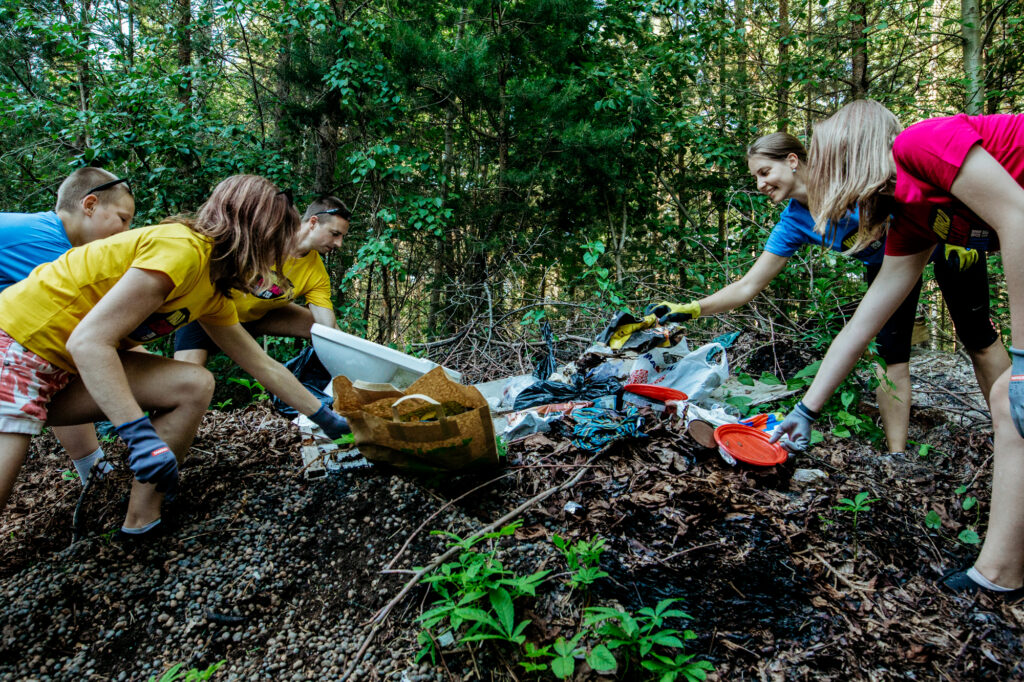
201,322,323,415
801,250,932,411
771,249,931,451
696,251,790,316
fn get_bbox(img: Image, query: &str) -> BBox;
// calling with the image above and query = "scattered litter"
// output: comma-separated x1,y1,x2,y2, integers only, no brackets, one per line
571,406,645,453
563,501,584,516
791,468,829,487
628,341,729,403
512,369,621,411
532,321,558,380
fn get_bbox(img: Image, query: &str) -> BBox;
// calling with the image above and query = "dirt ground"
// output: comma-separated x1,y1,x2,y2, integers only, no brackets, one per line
0,340,1021,681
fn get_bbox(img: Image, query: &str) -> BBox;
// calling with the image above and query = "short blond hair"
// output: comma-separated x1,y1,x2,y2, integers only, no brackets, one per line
55,168,130,213
807,100,903,252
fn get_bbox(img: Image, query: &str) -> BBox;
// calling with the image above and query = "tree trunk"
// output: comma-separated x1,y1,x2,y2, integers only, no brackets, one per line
313,111,339,195
176,0,192,104
962,0,983,114
850,0,869,99
777,0,789,131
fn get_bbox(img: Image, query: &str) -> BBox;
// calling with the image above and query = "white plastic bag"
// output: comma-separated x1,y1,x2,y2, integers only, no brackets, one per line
627,342,729,403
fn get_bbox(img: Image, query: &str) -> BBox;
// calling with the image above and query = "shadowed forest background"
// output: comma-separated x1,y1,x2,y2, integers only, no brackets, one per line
1,0,1022,375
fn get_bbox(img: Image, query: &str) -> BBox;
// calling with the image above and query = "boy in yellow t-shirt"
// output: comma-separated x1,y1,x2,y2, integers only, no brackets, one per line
0,176,350,541
173,195,350,365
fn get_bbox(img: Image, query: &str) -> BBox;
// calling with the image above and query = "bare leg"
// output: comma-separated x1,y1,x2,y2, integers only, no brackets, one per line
874,361,911,454
53,424,101,461
966,340,1011,410
173,348,210,367
973,369,1024,588
0,433,31,515
48,352,215,529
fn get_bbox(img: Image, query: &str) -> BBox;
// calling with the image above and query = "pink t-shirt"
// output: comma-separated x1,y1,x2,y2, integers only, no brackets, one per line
884,113,1024,256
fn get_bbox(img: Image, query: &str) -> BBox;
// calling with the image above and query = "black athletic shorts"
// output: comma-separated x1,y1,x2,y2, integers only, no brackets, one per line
865,250,999,365
173,320,261,354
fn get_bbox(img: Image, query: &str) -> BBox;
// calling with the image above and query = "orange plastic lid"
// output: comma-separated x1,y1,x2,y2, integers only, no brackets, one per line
714,423,788,466
623,384,688,402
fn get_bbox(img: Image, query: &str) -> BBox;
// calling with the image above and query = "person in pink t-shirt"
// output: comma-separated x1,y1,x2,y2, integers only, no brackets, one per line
770,99,1023,599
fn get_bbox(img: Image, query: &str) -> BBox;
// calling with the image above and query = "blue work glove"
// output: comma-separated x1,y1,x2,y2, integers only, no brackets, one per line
309,404,350,440
1009,347,1024,438
769,401,819,454
115,416,179,493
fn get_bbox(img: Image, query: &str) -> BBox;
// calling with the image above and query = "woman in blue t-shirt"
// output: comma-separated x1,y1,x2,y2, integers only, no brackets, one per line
648,132,998,456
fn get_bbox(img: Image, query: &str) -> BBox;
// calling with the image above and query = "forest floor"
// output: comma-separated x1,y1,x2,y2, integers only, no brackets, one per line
0,334,1021,682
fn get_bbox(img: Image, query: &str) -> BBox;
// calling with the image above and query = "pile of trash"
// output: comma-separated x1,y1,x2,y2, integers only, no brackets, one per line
476,318,797,462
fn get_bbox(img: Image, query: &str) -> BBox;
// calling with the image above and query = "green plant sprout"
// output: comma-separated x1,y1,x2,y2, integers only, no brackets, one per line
584,599,714,681
833,490,878,530
227,377,269,402
551,533,609,589
415,521,548,663
147,660,224,682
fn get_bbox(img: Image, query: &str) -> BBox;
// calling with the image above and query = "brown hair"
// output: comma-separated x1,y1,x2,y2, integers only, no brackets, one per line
190,175,301,296
807,100,903,251
746,132,807,163
55,168,131,213
302,195,352,221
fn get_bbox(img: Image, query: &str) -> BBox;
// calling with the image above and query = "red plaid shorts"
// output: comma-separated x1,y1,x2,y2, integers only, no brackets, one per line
0,329,71,435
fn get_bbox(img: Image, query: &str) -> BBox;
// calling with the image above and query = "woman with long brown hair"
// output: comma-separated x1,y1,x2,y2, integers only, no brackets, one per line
772,100,1021,597
0,174,349,540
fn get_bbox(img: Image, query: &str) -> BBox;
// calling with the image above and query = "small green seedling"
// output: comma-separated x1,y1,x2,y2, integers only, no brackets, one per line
958,529,981,545
147,660,225,682
227,377,269,402
61,470,79,482
924,510,942,530
833,490,878,529
552,534,609,589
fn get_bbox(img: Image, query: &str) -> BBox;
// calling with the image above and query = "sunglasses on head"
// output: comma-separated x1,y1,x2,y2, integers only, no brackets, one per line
314,207,352,220
85,177,132,196
276,189,294,206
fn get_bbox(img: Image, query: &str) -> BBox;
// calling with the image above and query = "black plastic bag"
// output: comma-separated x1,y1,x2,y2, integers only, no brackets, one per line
271,345,334,418
513,367,621,410
532,321,558,380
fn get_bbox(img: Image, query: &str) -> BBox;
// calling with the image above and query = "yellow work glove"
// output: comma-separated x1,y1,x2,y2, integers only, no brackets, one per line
643,300,701,324
608,314,658,350
944,244,980,271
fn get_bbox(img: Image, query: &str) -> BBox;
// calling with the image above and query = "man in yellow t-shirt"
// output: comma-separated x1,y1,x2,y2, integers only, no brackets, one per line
173,196,350,365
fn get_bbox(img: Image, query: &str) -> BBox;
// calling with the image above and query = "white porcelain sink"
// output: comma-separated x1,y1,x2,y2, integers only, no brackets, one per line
310,324,462,388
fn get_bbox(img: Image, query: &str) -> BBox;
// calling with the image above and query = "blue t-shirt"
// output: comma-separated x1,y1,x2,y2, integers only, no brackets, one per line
763,199,884,266
0,211,72,292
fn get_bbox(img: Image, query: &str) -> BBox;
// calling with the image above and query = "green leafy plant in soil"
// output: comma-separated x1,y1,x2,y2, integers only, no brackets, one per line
147,660,224,682
416,524,714,680
415,521,547,663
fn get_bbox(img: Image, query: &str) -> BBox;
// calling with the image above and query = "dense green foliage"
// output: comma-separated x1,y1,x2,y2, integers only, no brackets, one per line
1,0,1020,352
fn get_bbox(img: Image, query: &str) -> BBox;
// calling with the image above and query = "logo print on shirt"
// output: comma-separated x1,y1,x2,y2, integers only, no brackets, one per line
127,309,191,344
251,276,286,300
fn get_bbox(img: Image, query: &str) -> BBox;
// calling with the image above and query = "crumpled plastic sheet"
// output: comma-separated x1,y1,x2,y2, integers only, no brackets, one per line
512,368,621,410
570,405,646,453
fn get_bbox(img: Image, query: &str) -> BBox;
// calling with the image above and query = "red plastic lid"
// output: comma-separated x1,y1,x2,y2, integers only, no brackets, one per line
714,423,788,466
623,384,688,402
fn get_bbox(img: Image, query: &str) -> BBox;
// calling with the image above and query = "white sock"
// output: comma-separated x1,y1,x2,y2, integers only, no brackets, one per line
120,518,162,535
72,448,113,486
967,566,1016,592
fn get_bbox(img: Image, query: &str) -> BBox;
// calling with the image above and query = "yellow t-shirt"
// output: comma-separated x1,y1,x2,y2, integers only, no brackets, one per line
0,223,238,372
231,250,332,323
